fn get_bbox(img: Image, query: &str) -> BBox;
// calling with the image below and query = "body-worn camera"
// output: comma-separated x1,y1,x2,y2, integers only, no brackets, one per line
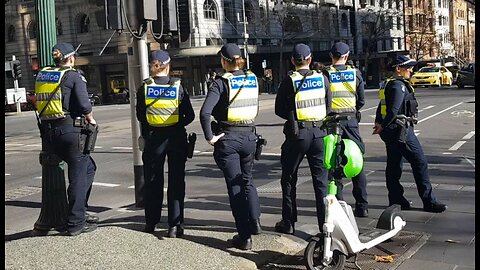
74,116,86,127
255,134,267,160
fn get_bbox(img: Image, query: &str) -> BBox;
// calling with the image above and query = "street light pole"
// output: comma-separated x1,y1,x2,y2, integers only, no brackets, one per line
241,0,250,69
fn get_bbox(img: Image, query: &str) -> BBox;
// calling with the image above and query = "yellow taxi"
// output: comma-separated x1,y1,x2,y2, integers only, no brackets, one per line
410,64,454,87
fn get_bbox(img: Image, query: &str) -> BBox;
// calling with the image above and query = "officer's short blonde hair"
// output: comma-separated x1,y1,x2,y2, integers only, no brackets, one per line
150,60,169,75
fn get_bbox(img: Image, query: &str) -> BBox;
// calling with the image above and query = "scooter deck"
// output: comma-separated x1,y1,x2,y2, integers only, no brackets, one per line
358,228,391,243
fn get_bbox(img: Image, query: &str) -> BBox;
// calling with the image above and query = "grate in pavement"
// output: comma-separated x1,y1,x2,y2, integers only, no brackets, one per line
261,230,429,270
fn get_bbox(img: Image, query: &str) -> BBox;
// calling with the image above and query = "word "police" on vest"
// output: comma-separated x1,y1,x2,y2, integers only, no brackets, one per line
295,77,324,91
230,76,257,89
146,86,177,99
330,71,355,83
36,71,62,83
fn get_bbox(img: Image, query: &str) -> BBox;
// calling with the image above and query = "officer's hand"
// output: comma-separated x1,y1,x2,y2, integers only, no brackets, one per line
208,133,225,146
372,123,383,135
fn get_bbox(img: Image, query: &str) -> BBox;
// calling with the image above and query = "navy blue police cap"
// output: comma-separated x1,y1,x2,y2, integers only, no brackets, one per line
392,55,418,68
150,50,171,64
292,43,312,60
330,42,350,56
52,42,80,59
218,43,242,62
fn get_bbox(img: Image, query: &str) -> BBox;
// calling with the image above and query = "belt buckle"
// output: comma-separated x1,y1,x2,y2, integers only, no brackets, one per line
312,122,317,127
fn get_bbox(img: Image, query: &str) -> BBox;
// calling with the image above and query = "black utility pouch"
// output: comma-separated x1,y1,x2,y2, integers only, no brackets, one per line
82,124,99,154
254,134,267,160
187,132,197,159
394,118,408,143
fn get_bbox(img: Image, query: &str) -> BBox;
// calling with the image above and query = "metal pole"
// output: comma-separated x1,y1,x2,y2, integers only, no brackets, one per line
12,55,21,114
242,0,249,69
125,0,147,208
32,0,68,236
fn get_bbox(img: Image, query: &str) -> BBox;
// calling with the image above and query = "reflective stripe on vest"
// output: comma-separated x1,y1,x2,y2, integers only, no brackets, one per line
290,70,326,121
144,79,181,127
326,65,357,113
222,71,259,124
379,78,415,118
35,67,72,120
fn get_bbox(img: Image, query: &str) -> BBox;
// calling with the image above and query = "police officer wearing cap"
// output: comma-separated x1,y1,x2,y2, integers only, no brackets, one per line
136,50,195,237
372,55,447,213
274,43,332,234
200,43,261,250
323,42,369,217
35,42,98,236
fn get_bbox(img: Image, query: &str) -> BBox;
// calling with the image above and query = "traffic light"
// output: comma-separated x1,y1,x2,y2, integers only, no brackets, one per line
11,60,22,79
95,0,125,30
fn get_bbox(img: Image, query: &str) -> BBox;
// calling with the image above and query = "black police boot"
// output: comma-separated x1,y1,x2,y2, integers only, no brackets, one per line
144,223,156,233
167,224,185,238
67,223,98,236
423,202,447,213
230,234,252,250
85,213,99,223
389,199,413,210
250,219,262,235
274,219,294,234
354,208,369,218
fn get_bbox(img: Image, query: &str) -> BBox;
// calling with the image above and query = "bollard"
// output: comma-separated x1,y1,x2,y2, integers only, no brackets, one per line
32,151,69,236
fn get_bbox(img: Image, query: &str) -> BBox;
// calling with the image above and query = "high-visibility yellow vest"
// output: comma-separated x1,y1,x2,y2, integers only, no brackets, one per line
325,65,357,113
222,71,259,124
379,77,415,118
289,70,326,121
144,79,181,127
35,66,74,120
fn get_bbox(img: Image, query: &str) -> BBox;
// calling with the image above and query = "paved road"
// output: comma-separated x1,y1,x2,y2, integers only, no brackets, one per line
5,87,475,269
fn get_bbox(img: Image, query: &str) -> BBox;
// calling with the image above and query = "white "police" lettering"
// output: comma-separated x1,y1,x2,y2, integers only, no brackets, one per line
230,77,257,88
330,71,355,83
36,72,61,83
295,78,324,89
147,87,176,98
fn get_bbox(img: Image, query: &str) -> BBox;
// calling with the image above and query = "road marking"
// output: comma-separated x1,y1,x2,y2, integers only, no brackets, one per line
418,102,463,123
464,156,475,168
448,141,466,151
5,143,24,146
417,105,435,113
128,185,135,189
111,147,132,150
462,131,475,140
359,106,377,112
5,173,11,176
92,182,120,187
443,152,452,155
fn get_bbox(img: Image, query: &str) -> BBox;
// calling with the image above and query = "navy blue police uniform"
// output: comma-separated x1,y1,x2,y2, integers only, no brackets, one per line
323,42,368,217
35,43,97,235
136,51,195,235
200,43,261,249
375,55,447,213
274,44,332,234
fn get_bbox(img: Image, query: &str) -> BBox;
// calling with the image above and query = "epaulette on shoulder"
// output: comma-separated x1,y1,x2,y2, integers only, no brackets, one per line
287,70,295,76
143,77,154,84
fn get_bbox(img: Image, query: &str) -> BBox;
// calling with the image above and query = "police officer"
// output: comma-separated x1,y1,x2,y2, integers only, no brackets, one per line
372,55,447,213
274,43,332,234
35,42,98,236
200,43,261,250
136,50,195,237
323,42,369,217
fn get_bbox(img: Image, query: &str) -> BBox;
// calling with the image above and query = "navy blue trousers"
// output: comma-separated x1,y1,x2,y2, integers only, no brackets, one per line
44,124,96,233
280,128,329,229
380,126,437,206
214,131,259,239
143,128,187,227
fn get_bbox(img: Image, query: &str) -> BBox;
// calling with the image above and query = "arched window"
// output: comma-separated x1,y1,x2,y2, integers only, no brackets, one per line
7,25,15,42
284,13,302,32
56,17,63,36
341,13,348,29
28,20,36,40
79,14,90,33
203,0,218,20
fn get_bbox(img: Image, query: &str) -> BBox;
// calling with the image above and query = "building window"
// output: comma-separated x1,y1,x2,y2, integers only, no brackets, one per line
79,14,90,33
370,0,375,6
7,25,15,42
438,0,441,7
341,13,348,29
398,37,402,50
203,0,218,20
28,20,36,40
388,0,392,8
244,1,254,22
407,0,412,7
397,17,402,30
284,12,302,32
408,15,413,30
56,17,63,36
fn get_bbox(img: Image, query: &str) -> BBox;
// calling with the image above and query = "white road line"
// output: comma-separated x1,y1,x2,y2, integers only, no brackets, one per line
128,185,135,189
418,102,463,123
359,106,377,112
443,152,452,155
418,105,435,113
5,173,11,176
462,131,475,140
92,182,121,187
448,141,467,151
111,147,132,150
464,156,475,168
5,143,24,146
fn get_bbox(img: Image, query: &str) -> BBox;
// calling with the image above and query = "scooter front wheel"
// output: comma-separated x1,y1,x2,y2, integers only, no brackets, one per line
304,236,346,270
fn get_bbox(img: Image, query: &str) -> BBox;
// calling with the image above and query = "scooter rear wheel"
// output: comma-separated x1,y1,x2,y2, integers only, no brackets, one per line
304,237,346,270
